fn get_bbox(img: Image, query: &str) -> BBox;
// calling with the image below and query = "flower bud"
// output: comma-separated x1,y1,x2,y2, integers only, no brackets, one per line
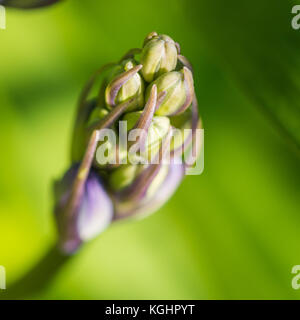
87,105,118,131
146,67,194,116
95,133,128,168
139,162,185,217
54,166,113,254
1,0,61,9
114,162,184,219
56,32,201,252
72,104,112,164
88,106,109,125
140,32,178,82
122,110,170,161
109,164,145,191
105,59,144,112
169,110,193,153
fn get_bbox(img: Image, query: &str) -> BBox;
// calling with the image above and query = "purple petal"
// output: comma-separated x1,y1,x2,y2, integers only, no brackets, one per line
77,172,113,241
54,166,113,254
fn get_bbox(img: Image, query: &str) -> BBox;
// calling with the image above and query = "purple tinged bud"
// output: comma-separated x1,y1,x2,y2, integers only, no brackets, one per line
56,31,201,251
54,166,113,254
105,60,144,112
139,162,185,217
114,162,185,219
77,172,113,240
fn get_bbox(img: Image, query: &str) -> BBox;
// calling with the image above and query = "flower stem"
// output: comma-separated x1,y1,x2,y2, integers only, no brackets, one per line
2,244,71,300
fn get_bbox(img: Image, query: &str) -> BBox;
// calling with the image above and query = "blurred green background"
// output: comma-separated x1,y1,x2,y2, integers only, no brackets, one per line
0,0,300,299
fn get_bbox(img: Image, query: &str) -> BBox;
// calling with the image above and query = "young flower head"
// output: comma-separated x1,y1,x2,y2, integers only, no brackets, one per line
54,32,202,254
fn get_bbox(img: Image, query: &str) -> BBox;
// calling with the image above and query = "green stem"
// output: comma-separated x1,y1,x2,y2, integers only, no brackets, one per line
2,244,71,300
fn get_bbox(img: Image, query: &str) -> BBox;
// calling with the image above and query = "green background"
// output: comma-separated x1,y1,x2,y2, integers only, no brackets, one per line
0,0,300,299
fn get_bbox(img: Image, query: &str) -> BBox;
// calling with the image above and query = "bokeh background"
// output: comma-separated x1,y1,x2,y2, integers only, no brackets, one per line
0,0,300,299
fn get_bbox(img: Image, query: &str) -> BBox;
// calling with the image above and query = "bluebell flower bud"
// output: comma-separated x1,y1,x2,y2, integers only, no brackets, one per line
140,32,178,82
114,162,185,219
169,110,193,152
54,166,113,254
109,164,145,191
105,59,144,112
122,110,170,161
54,32,201,254
146,67,194,116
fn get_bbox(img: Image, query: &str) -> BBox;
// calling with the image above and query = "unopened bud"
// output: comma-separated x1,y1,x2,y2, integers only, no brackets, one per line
146,67,194,116
169,110,193,152
54,166,113,254
109,164,144,191
105,59,144,112
140,32,178,82
55,31,201,253
122,110,170,161
114,162,184,219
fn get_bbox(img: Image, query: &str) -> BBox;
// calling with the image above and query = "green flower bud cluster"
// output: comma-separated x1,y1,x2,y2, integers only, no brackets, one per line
80,32,196,166
55,32,201,254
